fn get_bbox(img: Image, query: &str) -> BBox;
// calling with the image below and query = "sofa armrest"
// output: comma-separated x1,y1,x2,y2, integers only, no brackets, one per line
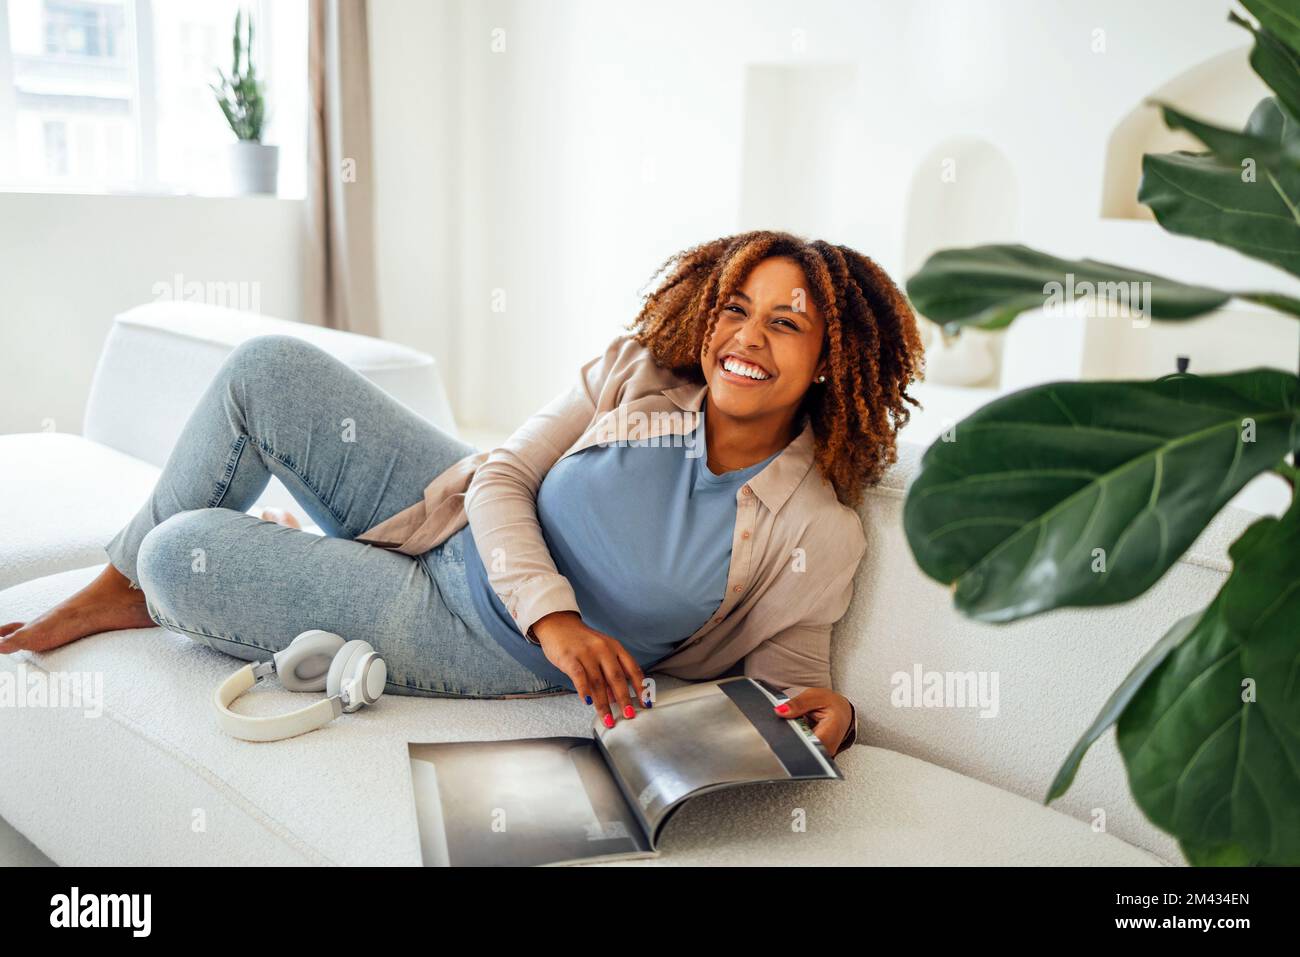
83,301,457,467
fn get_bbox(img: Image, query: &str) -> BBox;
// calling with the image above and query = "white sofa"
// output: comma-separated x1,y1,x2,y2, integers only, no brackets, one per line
0,302,457,591
1,304,1250,866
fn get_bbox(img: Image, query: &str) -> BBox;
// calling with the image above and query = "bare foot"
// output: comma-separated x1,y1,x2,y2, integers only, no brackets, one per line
260,507,301,529
0,563,154,655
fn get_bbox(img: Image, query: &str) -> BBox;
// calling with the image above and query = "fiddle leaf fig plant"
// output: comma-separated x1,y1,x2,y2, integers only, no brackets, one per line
902,0,1300,866
1141,95,1300,278
905,371,1300,623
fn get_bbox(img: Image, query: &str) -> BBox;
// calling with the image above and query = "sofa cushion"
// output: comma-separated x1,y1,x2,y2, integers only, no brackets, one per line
0,433,324,592
83,302,458,471
0,565,1162,866
0,434,160,592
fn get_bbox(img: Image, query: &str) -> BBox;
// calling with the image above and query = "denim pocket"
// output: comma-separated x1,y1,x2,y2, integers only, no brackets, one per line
433,523,470,564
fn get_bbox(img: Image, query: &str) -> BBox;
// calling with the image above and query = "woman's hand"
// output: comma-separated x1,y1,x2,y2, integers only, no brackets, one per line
530,611,649,729
774,688,853,757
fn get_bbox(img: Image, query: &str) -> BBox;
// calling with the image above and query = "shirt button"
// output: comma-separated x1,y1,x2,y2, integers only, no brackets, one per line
732,585,742,593
741,530,750,540
742,485,753,497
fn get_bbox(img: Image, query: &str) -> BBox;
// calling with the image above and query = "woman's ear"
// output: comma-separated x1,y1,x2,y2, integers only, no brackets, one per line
814,343,830,383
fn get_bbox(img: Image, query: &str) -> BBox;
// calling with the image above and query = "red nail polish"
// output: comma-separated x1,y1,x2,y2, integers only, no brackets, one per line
623,704,635,719
775,703,790,714
603,714,615,728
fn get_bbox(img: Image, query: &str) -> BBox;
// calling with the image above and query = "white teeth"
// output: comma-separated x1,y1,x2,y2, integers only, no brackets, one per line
722,357,770,380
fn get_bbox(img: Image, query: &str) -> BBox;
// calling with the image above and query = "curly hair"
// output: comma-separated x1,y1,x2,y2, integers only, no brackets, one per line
625,230,925,510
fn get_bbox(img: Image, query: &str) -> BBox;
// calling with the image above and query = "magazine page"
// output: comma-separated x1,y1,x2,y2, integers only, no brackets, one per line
593,676,842,846
407,677,841,866
408,737,652,867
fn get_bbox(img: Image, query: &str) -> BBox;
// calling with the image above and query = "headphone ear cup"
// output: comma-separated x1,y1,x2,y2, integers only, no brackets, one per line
354,653,387,707
275,630,346,692
327,639,375,698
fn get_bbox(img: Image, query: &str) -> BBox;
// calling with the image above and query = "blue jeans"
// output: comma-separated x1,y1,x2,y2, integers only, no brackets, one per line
105,334,568,700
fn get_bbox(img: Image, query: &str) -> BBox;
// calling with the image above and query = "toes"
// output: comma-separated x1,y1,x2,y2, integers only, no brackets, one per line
260,508,302,529
0,622,24,638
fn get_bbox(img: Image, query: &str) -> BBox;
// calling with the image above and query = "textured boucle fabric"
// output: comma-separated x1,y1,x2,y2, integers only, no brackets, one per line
2,563,1163,866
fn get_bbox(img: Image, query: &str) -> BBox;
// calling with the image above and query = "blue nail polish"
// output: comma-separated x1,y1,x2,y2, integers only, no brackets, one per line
645,699,653,708
584,695,593,705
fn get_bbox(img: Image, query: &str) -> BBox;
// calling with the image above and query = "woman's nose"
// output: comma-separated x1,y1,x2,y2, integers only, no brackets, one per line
735,316,767,347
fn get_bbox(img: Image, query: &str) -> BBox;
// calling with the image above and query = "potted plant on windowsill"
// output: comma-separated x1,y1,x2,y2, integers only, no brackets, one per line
211,8,277,195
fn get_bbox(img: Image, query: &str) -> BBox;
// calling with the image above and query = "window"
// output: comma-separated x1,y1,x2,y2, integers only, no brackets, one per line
41,116,65,172
44,1,121,56
0,0,307,197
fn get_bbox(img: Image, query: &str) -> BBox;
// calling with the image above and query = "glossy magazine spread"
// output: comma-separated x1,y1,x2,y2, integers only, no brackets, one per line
408,676,842,866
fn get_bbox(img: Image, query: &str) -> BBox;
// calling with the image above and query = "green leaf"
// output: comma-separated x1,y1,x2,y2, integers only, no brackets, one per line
1117,501,1300,866
1239,290,1300,317
904,244,1232,332
903,369,1300,622
1232,11,1300,123
1047,613,1199,803
217,98,238,135
1240,0,1300,57
1245,90,1298,143
1140,97,1300,279
1179,841,1258,866
1140,152,1300,277
212,9,268,142
233,8,243,75
1153,100,1300,167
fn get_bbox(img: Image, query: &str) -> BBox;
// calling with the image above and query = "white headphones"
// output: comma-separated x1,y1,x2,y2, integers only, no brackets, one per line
212,630,387,742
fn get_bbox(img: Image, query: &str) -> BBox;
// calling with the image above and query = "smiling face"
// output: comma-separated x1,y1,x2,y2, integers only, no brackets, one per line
701,255,827,430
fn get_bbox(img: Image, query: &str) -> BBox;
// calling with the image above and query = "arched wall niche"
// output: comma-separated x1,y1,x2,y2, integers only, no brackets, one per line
1101,46,1268,220
903,137,1020,387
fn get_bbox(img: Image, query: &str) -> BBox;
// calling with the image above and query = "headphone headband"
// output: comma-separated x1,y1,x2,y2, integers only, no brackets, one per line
212,631,386,742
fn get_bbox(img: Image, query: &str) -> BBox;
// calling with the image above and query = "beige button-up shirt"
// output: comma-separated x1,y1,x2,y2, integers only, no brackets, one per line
357,334,866,750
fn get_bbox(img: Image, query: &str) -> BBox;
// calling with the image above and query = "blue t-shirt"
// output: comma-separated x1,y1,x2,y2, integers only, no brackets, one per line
457,404,781,689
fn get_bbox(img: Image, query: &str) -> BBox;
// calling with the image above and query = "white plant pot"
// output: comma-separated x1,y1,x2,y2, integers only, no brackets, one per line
924,326,998,388
229,141,279,196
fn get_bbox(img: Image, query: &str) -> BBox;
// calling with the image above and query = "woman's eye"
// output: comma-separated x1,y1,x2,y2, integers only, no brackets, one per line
724,304,744,315
774,317,796,329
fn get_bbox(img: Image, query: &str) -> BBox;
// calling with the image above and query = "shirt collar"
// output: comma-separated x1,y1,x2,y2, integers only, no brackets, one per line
659,382,817,514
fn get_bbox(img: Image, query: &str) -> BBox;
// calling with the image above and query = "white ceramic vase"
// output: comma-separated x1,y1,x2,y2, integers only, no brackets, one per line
229,141,279,195
924,325,998,387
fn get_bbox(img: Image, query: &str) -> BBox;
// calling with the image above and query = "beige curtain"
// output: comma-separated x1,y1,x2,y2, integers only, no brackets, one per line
305,0,379,336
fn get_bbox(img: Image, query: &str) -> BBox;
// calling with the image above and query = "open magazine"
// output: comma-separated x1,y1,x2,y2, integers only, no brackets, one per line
407,676,843,866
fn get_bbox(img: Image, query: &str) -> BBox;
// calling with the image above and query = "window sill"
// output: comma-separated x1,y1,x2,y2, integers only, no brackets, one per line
0,184,306,202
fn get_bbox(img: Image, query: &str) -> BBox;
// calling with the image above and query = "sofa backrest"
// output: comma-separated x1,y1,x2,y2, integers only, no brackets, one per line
836,441,1254,865
83,302,458,468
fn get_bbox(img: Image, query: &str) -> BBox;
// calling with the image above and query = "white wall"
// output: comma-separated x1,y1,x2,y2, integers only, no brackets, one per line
368,0,462,406
367,0,1279,440
0,192,304,435
5,2,1290,442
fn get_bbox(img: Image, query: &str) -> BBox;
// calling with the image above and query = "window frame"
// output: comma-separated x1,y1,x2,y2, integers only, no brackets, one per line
0,2,17,181
0,0,297,199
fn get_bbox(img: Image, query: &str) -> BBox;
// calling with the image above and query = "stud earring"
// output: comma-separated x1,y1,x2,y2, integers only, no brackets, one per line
816,375,826,383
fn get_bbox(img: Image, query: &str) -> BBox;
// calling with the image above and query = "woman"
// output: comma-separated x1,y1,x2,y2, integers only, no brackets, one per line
1,230,923,757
